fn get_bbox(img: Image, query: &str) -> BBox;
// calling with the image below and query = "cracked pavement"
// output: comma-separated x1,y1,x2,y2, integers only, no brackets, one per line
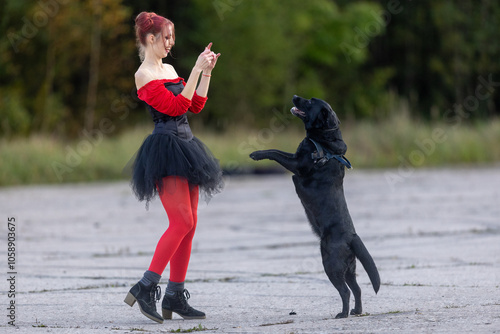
1,166,499,333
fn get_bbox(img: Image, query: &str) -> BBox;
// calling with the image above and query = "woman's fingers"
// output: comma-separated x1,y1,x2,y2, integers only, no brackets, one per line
212,53,221,67
198,44,220,70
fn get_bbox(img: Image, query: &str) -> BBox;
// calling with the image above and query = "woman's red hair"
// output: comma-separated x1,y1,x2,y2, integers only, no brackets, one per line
134,12,175,61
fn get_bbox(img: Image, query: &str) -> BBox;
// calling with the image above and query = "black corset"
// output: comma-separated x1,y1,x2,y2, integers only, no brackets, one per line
153,116,193,140
147,80,193,140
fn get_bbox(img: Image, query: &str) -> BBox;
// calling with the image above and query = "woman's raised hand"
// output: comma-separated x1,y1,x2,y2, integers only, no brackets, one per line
194,43,220,72
205,43,221,72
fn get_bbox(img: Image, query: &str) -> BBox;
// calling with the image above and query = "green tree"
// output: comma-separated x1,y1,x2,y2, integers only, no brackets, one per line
368,0,500,119
187,0,391,129
0,0,135,137
3,0,498,139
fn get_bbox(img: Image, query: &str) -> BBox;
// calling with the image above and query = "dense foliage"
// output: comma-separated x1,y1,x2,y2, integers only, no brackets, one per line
1,0,499,137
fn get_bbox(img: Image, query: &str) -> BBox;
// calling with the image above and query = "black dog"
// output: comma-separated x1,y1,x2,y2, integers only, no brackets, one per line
250,95,380,319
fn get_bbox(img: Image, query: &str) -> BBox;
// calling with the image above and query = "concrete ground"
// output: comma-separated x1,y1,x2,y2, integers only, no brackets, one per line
1,166,499,333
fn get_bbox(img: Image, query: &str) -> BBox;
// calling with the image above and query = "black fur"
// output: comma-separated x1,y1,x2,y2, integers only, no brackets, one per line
250,95,380,319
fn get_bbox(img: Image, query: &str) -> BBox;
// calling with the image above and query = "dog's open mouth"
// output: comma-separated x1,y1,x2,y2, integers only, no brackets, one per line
291,106,305,117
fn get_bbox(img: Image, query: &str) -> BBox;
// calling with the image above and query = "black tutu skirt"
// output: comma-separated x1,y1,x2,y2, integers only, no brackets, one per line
131,132,224,205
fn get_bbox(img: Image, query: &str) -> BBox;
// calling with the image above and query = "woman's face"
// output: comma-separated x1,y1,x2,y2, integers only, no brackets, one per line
151,25,174,59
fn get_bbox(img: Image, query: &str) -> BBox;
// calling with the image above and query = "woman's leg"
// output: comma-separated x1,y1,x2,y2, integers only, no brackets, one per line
169,184,199,283
161,184,205,320
148,177,194,275
124,177,194,323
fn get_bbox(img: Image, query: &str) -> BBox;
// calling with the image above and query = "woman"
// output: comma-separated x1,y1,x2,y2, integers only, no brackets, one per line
124,12,223,324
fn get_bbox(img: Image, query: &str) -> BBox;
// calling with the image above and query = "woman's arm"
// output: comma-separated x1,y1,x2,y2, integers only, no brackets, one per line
180,44,215,100
195,72,211,98
196,43,221,98
135,68,191,117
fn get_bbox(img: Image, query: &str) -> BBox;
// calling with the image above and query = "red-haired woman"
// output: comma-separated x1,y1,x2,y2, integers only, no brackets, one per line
124,12,223,324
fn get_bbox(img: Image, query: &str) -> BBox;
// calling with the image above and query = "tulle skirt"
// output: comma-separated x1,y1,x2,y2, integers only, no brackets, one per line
131,133,224,205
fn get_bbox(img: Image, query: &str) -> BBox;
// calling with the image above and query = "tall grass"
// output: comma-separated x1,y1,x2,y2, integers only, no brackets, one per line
1,115,499,187
0,127,149,186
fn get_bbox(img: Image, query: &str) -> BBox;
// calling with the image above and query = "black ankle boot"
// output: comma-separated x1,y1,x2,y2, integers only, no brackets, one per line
124,281,163,323
162,289,206,320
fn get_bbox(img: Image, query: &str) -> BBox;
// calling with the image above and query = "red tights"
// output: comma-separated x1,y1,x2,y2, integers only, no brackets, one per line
148,176,199,283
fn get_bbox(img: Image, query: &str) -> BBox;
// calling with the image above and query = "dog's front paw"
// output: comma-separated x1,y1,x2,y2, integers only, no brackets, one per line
249,151,264,161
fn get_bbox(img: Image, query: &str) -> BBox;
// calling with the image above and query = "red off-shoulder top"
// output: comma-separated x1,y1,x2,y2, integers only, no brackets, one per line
137,78,208,116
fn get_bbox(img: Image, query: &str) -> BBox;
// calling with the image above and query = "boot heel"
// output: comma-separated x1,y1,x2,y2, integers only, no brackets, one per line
124,292,137,307
162,309,173,320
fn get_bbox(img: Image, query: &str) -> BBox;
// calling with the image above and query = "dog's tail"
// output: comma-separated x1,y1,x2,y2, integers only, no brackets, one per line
351,234,380,293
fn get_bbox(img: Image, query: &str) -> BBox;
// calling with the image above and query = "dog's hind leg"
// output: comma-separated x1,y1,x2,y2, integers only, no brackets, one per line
321,241,351,319
345,259,362,315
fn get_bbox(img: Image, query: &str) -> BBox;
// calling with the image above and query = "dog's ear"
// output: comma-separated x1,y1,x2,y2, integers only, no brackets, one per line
312,106,338,129
327,109,341,129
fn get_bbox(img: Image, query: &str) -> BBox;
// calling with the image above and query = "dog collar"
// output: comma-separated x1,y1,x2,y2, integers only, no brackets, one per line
309,138,352,169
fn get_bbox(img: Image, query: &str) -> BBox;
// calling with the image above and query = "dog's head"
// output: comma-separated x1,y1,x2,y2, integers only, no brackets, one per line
291,95,341,131
291,95,347,154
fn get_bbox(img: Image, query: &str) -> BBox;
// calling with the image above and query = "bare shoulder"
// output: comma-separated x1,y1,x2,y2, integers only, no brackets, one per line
135,63,178,89
163,63,179,77
135,68,155,90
